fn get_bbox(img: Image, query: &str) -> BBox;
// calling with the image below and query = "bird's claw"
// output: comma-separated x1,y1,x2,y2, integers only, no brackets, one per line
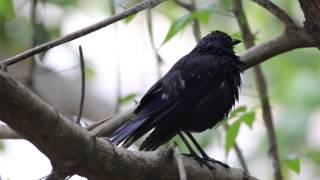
183,153,229,170
203,156,230,170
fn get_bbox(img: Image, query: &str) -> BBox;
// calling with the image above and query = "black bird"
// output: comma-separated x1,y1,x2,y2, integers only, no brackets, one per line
110,31,243,168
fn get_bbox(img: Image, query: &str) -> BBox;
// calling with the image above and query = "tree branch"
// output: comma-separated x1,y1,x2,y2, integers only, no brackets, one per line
0,124,22,139
298,0,320,37
234,1,283,179
0,0,167,66
0,71,256,179
251,0,297,29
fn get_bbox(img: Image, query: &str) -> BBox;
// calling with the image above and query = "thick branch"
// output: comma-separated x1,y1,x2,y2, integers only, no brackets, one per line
298,0,320,37
0,0,166,66
240,30,318,70
251,0,297,29
0,124,21,139
0,71,256,179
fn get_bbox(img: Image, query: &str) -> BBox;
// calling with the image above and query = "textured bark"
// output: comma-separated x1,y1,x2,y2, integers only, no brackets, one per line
0,71,256,180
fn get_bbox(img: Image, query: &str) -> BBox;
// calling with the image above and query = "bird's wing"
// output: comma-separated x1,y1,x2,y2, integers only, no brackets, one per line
139,55,228,150
111,54,230,150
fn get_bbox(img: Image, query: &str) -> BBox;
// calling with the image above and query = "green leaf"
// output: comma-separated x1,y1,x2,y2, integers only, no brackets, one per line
282,157,301,174
119,93,138,105
229,105,247,118
225,120,241,155
162,4,215,45
192,4,214,23
239,111,256,128
0,0,15,20
162,14,194,45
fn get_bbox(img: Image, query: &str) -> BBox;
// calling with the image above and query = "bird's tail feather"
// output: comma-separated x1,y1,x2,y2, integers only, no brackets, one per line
110,117,147,146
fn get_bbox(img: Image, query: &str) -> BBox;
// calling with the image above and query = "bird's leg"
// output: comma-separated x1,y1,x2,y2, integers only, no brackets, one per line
178,132,214,170
185,132,229,169
177,131,198,156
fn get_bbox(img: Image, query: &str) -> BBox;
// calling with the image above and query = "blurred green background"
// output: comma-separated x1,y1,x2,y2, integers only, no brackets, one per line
0,0,319,179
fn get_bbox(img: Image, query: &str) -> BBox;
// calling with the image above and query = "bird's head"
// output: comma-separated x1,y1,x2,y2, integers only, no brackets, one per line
195,31,241,54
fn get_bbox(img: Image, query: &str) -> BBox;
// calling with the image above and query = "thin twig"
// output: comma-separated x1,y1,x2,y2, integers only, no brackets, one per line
173,143,187,180
111,0,122,114
251,0,297,29
86,115,115,131
0,0,166,66
26,0,38,87
146,8,163,79
190,0,201,41
233,0,282,179
254,66,282,180
76,46,86,124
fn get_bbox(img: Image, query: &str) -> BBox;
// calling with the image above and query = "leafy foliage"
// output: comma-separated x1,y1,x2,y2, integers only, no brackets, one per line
225,106,256,155
282,156,301,174
162,4,214,45
0,0,15,20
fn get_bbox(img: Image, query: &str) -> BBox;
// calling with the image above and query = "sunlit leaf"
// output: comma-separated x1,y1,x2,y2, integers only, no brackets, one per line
119,93,138,105
162,4,215,45
282,156,301,174
239,111,255,128
162,14,194,45
192,4,214,23
229,105,247,118
0,0,15,20
225,120,241,155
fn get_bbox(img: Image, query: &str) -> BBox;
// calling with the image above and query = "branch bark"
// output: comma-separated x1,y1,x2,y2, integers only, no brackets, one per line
251,0,297,29
1,0,320,179
0,71,256,179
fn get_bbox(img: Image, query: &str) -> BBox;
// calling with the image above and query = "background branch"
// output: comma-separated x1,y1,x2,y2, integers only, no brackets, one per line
146,8,164,79
251,0,297,29
76,46,86,124
0,0,167,66
234,0,283,179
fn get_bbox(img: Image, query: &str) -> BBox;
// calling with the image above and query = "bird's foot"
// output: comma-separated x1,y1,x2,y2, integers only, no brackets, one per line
203,156,230,170
183,153,229,170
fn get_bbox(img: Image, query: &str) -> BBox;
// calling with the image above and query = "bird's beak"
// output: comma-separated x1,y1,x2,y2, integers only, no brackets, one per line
231,39,241,46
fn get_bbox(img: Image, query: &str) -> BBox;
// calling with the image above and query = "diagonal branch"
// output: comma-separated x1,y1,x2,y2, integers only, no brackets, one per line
0,0,167,66
0,71,256,180
0,124,22,139
251,0,297,29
